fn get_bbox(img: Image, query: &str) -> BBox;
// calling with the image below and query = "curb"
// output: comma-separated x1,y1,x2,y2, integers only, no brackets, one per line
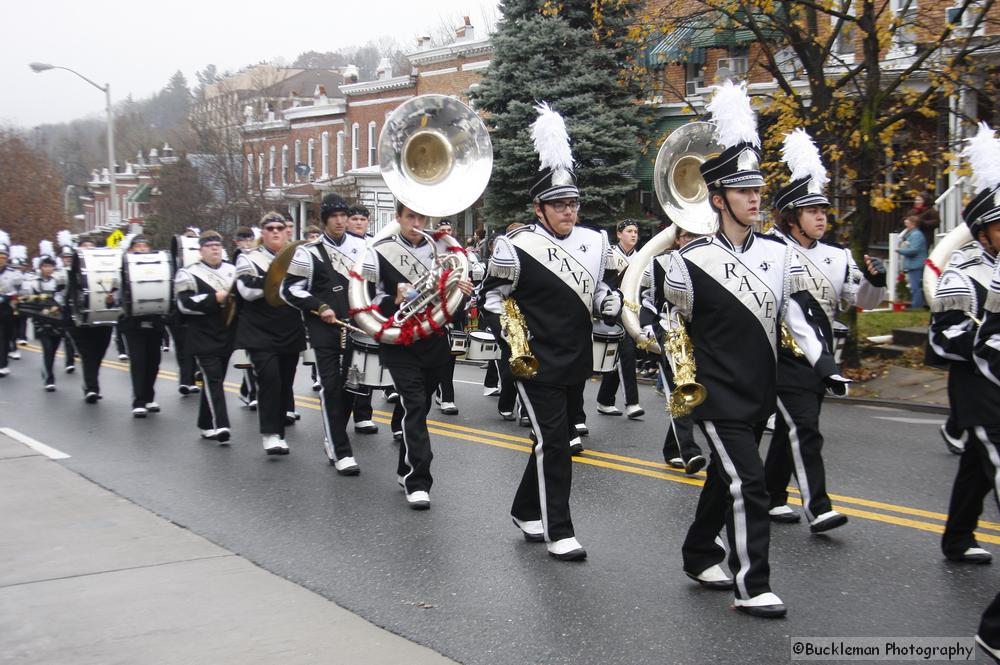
828,395,949,414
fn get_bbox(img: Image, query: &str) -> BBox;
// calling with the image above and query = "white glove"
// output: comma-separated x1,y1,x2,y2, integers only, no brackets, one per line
642,324,655,339
600,291,622,319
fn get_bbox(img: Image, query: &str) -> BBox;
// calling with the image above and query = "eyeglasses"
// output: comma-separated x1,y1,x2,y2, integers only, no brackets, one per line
547,200,580,213
263,225,285,232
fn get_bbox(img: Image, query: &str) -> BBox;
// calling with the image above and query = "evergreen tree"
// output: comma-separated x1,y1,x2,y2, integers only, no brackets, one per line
470,0,644,229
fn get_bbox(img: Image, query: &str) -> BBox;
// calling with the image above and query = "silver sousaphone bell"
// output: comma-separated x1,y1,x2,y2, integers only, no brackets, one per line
653,121,723,236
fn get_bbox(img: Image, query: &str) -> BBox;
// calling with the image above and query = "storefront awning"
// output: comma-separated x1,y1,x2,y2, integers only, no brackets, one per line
646,27,706,67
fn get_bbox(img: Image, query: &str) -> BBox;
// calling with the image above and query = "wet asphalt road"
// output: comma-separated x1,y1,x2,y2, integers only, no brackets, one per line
1,343,997,665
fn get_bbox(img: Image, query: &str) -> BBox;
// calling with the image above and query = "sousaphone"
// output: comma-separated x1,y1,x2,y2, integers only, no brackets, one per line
620,122,722,354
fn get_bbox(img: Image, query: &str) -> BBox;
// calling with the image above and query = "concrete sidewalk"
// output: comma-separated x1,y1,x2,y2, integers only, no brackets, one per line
0,431,457,665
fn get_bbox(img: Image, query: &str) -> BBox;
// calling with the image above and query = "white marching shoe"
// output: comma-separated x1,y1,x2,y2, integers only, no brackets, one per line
145,402,160,413
733,592,787,618
626,404,645,419
132,407,148,418
439,401,459,415
333,456,360,476
596,404,623,416
685,564,733,590
547,537,587,561
809,510,848,533
483,386,501,397
405,490,430,510
214,428,231,444
263,434,289,456
8,351,20,360
512,517,545,542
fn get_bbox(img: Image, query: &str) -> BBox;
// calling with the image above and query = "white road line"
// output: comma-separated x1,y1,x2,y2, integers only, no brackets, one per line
0,427,71,459
871,416,947,425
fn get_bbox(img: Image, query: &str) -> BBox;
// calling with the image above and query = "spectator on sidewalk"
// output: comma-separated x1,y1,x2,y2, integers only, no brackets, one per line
898,215,928,309
906,191,940,247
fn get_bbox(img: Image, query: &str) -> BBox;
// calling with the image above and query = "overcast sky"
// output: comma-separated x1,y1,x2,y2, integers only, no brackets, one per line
2,0,500,128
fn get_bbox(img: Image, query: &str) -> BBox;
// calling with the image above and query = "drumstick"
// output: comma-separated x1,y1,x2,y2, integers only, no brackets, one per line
310,310,366,335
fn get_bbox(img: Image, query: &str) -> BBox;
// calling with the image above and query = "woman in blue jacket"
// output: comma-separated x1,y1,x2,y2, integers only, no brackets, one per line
898,215,929,309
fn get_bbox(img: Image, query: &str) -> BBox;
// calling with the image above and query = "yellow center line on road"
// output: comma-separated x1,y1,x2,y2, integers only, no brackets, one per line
22,344,1000,541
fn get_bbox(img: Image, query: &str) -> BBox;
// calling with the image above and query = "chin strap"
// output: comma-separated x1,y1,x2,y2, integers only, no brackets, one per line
539,209,570,240
721,190,753,229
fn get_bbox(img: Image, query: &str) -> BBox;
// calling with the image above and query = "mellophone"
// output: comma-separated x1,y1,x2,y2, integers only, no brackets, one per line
16,294,62,321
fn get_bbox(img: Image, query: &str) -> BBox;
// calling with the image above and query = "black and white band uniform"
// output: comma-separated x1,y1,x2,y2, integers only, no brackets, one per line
281,194,365,475
762,129,887,532
361,205,473,509
596,222,644,419
57,248,79,373
236,220,306,456
650,81,849,618
344,205,378,435
18,257,64,389
0,241,22,377
174,233,237,444
929,124,1000,571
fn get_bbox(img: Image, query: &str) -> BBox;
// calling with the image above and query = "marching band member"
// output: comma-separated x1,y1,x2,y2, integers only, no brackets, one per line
433,219,461,416
281,193,364,474
116,236,166,418
12,245,35,350
19,254,64,389
233,226,259,410
57,242,78,373
932,123,1000,566
763,129,886,532
482,103,621,560
236,213,306,455
169,228,201,396
0,234,21,377
650,82,846,617
345,206,378,434
63,237,113,404
361,202,474,508
596,219,644,419
174,231,236,443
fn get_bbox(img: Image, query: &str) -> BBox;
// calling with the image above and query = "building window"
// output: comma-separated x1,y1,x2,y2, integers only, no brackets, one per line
368,122,377,166
281,145,289,186
321,131,330,178
246,154,254,192
307,138,315,181
268,145,276,187
258,153,264,191
337,130,345,177
351,123,360,171
831,0,857,61
891,0,918,50
294,140,302,182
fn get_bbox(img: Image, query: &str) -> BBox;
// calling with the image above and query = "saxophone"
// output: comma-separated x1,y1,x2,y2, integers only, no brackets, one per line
663,309,707,417
500,298,539,379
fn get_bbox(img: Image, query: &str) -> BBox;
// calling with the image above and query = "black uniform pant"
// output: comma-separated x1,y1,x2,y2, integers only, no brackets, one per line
240,367,258,404
63,332,77,368
314,346,354,462
0,312,13,369
485,359,499,389
122,328,162,408
981,592,1000,650
658,358,703,463
14,314,27,342
353,391,373,422
166,322,195,386
597,334,639,407
38,331,61,385
193,353,231,431
386,361,444,494
764,390,831,521
114,324,126,357
512,380,584,542
683,419,771,600
68,325,113,395
941,426,1000,559
435,355,457,402
496,359,524,417
250,350,298,438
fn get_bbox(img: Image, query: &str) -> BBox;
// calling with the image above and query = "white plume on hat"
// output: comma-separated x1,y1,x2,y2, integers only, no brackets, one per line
120,233,135,252
963,122,1000,194
0,230,9,247
9,245,27,261
531,102,574,173
782,129,828,188
57,229,73,248
251,226,262,240
706,80,760,150
38,240,54,258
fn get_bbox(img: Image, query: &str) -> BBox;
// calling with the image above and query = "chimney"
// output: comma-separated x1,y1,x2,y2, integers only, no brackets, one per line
344,64,359,83
376,57,393,81
149,148,159,164
456,16,474,41
136,150,145,165
162,143,174,158
417,34,431,49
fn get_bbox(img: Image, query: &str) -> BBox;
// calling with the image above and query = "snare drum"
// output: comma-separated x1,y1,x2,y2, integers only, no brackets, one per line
449,329,469,356
833,320,849,365
592,321,624,373
466,330,501,361
122,251,173,317
301,343,316,366
170,235,200,271
347,332,392,388
232,348,253,369
69,248,123,326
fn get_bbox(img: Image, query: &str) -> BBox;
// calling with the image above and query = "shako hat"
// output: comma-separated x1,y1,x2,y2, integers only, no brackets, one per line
962,122,1000,234
699,81,764,189
528,103,580,202
773,128,830,211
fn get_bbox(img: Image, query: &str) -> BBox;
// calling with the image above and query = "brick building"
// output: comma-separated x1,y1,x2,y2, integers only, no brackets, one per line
80,144,180,232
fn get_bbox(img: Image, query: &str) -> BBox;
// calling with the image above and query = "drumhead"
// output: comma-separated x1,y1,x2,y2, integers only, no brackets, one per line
122,251,173,317
349,331,380,350
69,248,123,325
592,321,624,341
470,331,496,341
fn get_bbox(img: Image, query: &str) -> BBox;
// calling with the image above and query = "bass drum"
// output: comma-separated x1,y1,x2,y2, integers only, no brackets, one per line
69,248,123,326
171,235,200,271
592,320,625,373
122,250,173,317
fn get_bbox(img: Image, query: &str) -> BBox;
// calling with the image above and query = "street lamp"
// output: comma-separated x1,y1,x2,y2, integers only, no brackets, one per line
29,62,118,226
